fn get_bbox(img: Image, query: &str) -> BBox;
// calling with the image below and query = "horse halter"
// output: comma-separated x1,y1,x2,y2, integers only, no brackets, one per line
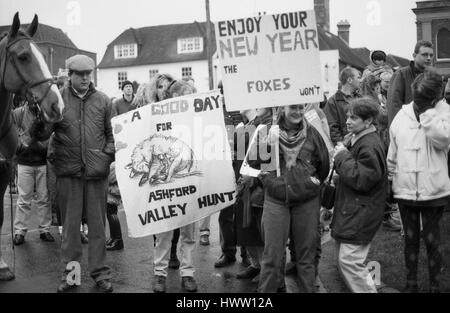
1,35,55,114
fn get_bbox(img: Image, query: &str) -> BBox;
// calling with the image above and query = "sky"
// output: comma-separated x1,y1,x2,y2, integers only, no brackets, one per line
0,0,419,62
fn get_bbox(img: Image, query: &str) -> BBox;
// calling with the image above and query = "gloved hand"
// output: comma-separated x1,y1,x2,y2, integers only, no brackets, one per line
387,180,395,204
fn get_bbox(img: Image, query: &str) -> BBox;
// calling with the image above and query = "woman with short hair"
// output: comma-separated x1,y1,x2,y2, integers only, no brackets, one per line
388,67,450,293
331,97,387,293
248,104,330,293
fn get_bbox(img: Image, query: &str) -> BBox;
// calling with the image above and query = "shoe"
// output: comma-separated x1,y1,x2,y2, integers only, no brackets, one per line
0,267,15,281
106,239,124,251
80,232,88,244
383,214,402,231
251,273,260,284
430,284,441,293
96,279,113,293
277,284,287,293
241,256,251,268
214,255,236,268
57,280,78,293
169,256,180,269
181,276,198,292
40,232,55,242
153,275,166,293
106,238,113,246
285,262,297,276
199,234,210,246
404,283,418,293
236,266,260,279
13,234,25,246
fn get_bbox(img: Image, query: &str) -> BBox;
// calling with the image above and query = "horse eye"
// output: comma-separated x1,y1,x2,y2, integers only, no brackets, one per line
18,54,29,62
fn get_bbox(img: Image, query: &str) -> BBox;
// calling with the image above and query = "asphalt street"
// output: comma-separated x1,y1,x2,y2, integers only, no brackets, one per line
0,188,329,293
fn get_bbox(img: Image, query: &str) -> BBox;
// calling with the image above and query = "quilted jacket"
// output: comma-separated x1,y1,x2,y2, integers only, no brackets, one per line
43,82,114,179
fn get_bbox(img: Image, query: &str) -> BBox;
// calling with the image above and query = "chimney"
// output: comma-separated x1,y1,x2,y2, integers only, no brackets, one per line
314,0,330,31
337,20,351,44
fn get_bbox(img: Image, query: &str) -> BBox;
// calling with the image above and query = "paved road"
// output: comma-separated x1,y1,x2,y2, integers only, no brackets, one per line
0,189,328,293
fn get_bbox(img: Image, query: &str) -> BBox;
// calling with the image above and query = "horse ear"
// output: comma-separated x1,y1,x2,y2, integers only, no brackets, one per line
10,12,20,38
27,14,39,37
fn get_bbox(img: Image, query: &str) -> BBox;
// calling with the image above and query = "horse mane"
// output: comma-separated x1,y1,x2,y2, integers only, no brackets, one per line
0,31,8,42
132,73,197,108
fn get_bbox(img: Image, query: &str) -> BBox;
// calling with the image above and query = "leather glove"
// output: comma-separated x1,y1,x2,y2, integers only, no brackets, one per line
387,180,396,204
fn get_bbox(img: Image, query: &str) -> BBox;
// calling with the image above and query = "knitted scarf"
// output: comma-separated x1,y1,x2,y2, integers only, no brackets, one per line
278,119,308,170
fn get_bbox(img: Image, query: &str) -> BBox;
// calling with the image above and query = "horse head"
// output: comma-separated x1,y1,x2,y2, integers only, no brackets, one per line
0,12,64,123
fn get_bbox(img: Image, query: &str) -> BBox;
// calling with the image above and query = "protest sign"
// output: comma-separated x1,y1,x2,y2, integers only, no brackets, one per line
215,10,323,111
111,91,236,237
239,124,280,178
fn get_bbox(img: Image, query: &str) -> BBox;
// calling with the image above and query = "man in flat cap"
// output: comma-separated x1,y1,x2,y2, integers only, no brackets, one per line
33,54,114,292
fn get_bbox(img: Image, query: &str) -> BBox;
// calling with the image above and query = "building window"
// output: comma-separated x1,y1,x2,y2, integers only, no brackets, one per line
437,28,450,60
149,69,159,79
177,37,203,54
114,44,138,59
118,72,128,89
181,67,192,79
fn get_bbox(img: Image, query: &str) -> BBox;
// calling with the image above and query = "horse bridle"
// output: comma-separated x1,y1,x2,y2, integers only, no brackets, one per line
1,35,55,116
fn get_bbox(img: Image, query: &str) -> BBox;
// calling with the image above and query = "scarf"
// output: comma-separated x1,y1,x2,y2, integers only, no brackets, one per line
279,118,308,170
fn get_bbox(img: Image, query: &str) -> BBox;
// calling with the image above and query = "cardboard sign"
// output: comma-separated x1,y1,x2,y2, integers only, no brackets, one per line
215,10,323,111
111,91,236,237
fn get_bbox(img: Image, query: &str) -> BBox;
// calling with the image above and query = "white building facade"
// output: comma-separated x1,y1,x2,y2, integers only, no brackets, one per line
98,22,219,98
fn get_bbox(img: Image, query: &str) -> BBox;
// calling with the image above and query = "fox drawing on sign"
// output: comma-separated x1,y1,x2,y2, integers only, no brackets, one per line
126,134,202,186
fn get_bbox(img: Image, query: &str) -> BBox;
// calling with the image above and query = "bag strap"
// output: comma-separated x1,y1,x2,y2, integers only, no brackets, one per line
327,165,335,184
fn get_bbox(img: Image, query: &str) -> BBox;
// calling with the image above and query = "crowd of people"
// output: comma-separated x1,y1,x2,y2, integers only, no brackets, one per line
0,38,450,293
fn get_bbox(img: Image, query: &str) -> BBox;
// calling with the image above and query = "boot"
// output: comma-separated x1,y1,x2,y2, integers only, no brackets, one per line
106,209,124,251
106,238,124,251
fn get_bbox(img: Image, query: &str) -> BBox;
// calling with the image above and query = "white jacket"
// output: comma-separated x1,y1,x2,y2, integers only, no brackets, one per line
387,100,450,201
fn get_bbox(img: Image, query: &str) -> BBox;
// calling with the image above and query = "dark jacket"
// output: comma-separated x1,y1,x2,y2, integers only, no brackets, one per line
112,95,134,116
324,90,354,146
387,61,422,127
249,121,330,207
13,106,48,166
331,129,387,245
36,82,114,179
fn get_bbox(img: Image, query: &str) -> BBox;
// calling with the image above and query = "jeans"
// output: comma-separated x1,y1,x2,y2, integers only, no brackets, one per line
14,164,51,235
154,223,196,277
258,195,320,293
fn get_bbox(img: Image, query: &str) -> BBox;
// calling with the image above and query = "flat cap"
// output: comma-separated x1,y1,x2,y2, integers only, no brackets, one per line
66,54,95,72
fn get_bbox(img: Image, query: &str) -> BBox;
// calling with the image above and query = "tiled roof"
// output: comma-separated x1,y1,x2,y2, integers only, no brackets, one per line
99,21,408,73
0,23,77,49
317,26,367,70
98,21,216,69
